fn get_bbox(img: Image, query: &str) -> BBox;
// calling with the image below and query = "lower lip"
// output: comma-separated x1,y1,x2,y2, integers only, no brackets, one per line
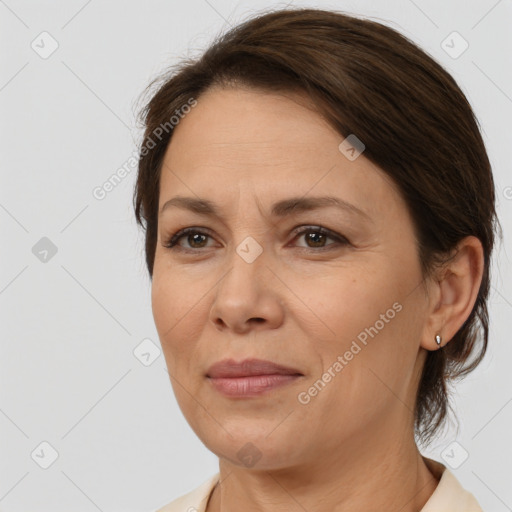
207,374,302,397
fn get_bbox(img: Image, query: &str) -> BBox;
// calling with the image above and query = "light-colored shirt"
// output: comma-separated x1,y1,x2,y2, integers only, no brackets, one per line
155,457,483,512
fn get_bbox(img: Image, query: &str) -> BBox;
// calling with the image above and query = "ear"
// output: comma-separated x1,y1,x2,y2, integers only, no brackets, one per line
420,236,484,351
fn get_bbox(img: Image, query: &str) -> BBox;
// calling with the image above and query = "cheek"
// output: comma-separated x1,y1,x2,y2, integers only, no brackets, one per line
322,284,425,412
292,260,421,384
289,264,396,346
151,262,211,376
151,266,174,341
151,266,190,362
152,255,192,334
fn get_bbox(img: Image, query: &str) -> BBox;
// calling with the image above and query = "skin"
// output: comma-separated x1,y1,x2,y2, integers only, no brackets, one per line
151,86,484,512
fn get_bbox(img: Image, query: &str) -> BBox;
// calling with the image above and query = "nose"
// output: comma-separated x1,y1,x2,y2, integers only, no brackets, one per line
208,244,285,334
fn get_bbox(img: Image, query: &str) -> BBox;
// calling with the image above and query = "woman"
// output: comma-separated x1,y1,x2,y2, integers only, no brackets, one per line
134,7,500,511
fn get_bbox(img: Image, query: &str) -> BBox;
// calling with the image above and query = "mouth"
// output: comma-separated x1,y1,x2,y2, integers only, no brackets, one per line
206,358,304,397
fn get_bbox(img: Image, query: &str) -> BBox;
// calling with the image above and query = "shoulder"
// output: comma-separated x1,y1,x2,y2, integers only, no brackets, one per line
421,458,484,512
155,473,219,512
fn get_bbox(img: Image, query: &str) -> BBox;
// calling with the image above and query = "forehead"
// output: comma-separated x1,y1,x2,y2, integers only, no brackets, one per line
159,86,403,220
172,86,338,152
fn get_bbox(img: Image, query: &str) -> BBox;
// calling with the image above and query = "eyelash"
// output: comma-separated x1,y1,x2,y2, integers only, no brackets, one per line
162,226,349,253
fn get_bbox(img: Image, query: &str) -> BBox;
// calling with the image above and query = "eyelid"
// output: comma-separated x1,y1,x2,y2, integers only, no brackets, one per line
162,225,350,252
163,226,216,250
288,225,349,247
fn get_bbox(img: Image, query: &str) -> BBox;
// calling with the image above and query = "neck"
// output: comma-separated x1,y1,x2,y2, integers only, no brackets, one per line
206,422,440,512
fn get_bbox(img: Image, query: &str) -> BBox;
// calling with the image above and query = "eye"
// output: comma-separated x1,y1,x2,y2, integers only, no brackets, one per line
290,226,349,250
162,227,215,251
162,226,349,253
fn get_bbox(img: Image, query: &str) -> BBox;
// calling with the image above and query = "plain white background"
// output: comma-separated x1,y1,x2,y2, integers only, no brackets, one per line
1,0,511,510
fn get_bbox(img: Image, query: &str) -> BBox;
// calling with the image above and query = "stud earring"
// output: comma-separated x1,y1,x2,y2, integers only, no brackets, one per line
435,334,442,347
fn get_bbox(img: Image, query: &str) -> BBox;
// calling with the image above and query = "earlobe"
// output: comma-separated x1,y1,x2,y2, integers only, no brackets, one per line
421,236,484,351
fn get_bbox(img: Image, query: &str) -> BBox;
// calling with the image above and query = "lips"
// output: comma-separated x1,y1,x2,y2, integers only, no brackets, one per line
206,358,303,378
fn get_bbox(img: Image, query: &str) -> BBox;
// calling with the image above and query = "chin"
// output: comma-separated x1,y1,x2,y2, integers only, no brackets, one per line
200,427,303,471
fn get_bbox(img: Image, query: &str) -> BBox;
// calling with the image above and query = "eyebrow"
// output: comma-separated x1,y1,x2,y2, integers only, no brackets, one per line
159,195,372,222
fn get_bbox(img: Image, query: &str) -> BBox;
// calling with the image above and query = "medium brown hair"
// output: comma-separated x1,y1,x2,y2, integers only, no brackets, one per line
133,7,500,447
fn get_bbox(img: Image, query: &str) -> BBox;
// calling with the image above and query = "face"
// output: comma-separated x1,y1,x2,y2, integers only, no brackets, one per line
151,86,431,471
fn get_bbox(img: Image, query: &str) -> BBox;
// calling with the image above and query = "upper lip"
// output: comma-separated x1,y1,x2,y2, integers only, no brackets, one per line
206,358,303,378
